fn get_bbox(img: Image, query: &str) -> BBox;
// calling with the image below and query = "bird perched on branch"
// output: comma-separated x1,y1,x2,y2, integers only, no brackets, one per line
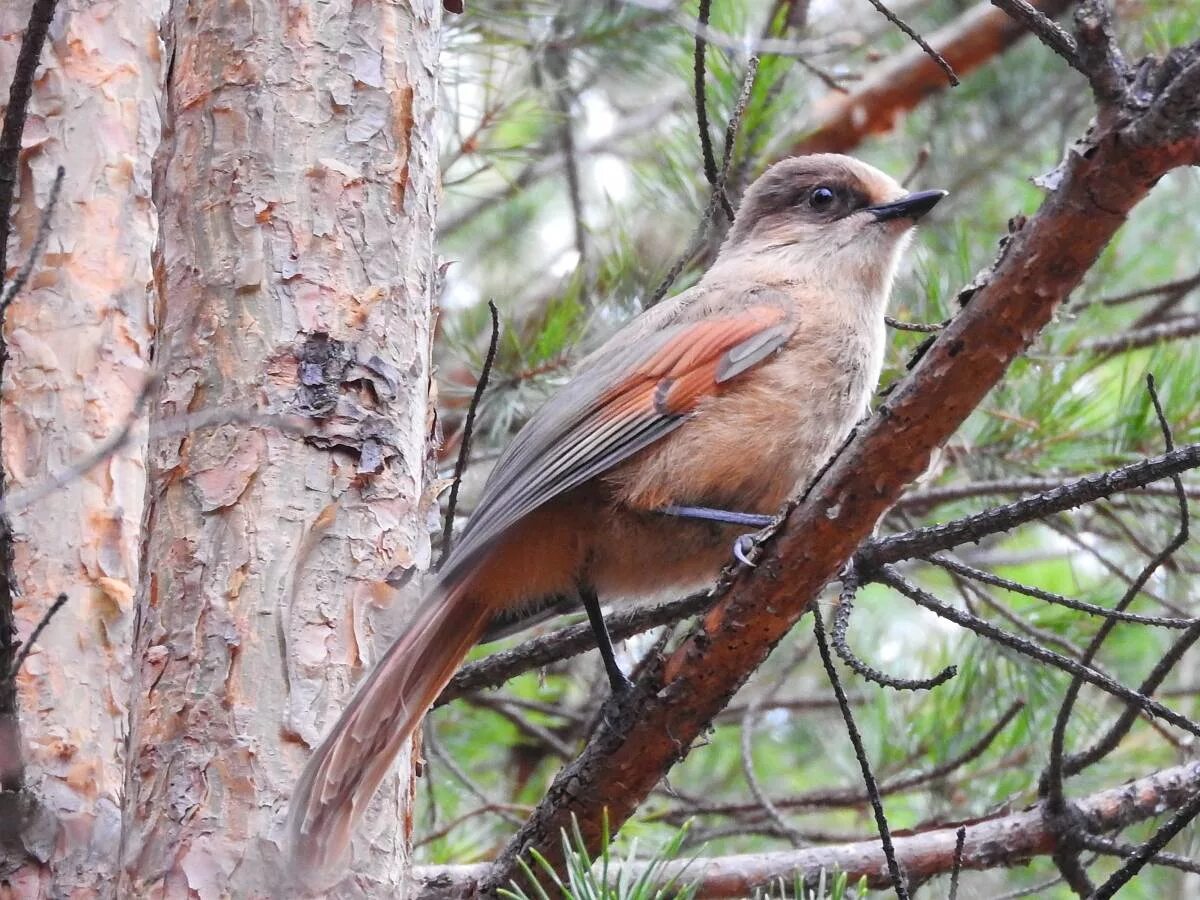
287,153,945,873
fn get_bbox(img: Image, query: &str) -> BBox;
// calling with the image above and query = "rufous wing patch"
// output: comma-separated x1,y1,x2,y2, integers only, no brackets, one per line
601,306,789,418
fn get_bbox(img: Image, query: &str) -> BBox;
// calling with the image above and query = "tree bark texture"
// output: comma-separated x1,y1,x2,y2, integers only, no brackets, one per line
118,0,441,896
1,0,163,892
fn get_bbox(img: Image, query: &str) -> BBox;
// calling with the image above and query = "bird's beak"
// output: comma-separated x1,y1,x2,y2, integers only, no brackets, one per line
867,189,947,223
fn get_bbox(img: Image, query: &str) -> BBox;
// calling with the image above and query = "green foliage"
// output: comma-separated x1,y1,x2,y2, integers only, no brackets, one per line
499,817,700,900
753,870,868,900
496,816,869,900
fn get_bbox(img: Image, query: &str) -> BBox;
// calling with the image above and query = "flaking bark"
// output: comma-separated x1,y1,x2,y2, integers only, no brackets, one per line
0,0,162,891
118,0,441,895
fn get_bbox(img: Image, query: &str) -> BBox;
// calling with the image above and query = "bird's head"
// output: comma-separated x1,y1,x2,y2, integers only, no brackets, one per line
720,153,946,299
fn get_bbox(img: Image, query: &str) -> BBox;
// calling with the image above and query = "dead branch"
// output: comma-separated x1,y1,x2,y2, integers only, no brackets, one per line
7,594,67,679
439,301,500,566
0,165,63,311
989,0,1083,73
896,476,1200,510
832,568,957,691
434,590,710,707
861,444,1200,569
877,566,1200,743
1077,314,1200,354
926,554,1192,629
812,605,908,897
414,761,1200,898
648,54,759,306
862,0,959,86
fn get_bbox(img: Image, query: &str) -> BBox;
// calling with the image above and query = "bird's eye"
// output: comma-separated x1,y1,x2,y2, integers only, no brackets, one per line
809,186,837,210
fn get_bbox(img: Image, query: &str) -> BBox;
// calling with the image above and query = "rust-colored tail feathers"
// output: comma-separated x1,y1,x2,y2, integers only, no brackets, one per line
285,573,492,877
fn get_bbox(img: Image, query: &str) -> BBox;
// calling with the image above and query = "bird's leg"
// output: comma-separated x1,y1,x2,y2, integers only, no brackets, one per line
579,584,633,695
657,505,774,528
657,505,774,566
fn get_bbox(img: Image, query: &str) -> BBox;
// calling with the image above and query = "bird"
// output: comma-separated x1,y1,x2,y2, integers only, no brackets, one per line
286,153,945,874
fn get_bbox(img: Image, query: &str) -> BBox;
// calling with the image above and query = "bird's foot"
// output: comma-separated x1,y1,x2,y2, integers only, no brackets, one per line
608,668,635,696
734,533,759,567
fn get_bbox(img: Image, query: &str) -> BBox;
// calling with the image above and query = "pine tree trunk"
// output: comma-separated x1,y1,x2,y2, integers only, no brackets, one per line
0,0,164,892
113,0,442,894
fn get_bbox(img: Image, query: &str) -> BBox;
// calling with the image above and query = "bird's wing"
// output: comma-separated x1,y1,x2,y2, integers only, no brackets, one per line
442,296,793,581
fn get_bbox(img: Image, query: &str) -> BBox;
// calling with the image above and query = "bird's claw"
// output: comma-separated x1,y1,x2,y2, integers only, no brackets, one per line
734,533,758,567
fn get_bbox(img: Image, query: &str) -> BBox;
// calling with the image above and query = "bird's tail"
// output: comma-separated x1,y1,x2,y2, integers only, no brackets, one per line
285,574,493,878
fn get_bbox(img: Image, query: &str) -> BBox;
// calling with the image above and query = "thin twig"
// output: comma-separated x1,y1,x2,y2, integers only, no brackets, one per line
649,54,759,306
413,802,535,850
897,477,1200,510
955,574,1087,659
8,593,67,679
692,0,734,221
1064,614,1200,779
992,874,1066,899
688,699,1024,816
2,390,307,519
739,655,808,846
1,166,64,311
925,554,1193,629
1078,314,1200,355
1089,787,1200,899
948,826,966,900
1076,832,1200,877
901,146,930,188
469,695,575,759
876,567,1200,742
812,605,909,899
1097,269,1200,307
863,0,959,85
860,443,1200,568
1043,515,1182,616
1041,375,1189,815
546,29,588,267
988,1,1083,73
424,726,525,829
0,0,60,290
885,315,946,334
833,567,957,691
435,590,711,706
439,300,500,567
